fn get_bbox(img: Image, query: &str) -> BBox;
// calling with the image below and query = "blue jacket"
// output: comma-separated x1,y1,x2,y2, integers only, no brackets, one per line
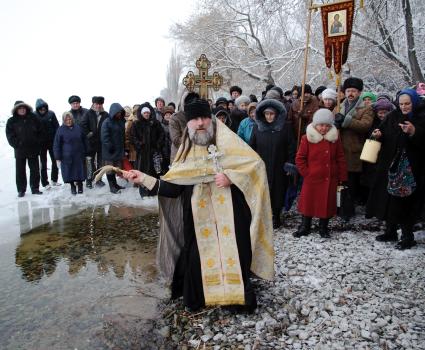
237,117,255,143
53,124,87,182
101,103,126,162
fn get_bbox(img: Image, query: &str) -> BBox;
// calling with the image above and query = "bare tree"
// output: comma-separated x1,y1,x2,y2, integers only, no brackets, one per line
161,46,185,104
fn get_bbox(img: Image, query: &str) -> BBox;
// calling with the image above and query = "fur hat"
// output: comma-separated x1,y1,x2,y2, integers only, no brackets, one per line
92,96,105,104
68,95,81,104
164,106,175,115
322,88,337,101
343,77,364,92
303,84,313,95
235,95,251,107
185,98,211,121
315,85,327,97
230,85,242,95
312,108,334,126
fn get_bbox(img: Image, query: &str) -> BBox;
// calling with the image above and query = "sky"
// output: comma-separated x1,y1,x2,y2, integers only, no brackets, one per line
0,0,195,120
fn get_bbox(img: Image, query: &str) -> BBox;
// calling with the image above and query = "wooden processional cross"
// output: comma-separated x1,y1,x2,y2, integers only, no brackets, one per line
182,54,223,99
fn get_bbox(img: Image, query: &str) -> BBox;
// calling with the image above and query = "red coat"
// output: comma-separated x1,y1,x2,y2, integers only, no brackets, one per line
296,125,347,218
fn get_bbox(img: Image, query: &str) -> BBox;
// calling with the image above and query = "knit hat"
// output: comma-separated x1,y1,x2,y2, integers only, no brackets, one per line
361,91,377,102
248,102,257,114
343,77,363,92
416,82,425,96
68,95,81,104
377,93,392,102
265,89,281,100
185,98,212,121
284,90,292,97
271,86,284,98
264,107,278,114
315,85,327,97
215,97,228,106
229,85,242,95
141,107,151,114
373,99,394,112
92,96,105,104
214,106,229,118
235,95,251,107
322,88,337,101
62,111,74,122
312,108,334,126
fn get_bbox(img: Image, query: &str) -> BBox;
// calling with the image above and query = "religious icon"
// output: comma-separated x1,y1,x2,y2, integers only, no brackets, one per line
328,10,347,37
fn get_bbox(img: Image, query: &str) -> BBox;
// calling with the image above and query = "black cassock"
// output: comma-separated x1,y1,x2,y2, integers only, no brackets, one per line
154,180,257,311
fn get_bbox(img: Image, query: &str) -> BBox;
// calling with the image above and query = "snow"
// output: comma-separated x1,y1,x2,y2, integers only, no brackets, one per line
0,126,158,244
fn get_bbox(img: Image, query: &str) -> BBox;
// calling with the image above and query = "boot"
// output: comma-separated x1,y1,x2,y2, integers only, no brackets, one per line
107,174,120,194
395,224,417,250
86,179,93,189
112,176,125,190
272,215,281,230
319,218,330,238
96,179,106,187
77,181,83,194
376,222,398,242
293,216,312,237
70,182,77,195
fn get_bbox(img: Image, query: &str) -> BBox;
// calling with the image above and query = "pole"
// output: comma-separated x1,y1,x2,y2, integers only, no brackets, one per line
297,0,313,147
336,43,345,113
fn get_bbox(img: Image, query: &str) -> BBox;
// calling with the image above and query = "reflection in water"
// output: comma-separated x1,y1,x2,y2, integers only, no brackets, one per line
15,206,158,282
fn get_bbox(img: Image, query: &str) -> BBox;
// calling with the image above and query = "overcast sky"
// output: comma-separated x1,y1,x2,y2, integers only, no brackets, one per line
0,0,194,120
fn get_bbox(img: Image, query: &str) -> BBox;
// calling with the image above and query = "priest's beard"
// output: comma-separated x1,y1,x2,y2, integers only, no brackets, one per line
188,121,214,146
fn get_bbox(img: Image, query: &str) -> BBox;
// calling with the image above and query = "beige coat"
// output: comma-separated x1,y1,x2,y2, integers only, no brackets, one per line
169,111,187,163
125,115,138,162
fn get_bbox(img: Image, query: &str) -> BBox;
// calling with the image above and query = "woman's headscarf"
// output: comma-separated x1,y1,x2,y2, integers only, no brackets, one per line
397,88,420,118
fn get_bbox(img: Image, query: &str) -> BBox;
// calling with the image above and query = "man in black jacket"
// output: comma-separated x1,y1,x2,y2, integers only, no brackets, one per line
68,95,88,126
6,101,44,197
34,98,60,188
81,96,109,188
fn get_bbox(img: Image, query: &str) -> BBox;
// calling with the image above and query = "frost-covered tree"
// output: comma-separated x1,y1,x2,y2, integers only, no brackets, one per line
161,46,185,104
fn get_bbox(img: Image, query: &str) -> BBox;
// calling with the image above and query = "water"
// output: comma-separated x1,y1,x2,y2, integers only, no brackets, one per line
0,205,167,349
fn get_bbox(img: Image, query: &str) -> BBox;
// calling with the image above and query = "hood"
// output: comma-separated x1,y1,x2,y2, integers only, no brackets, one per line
108,102,125,119
255,99,286,132
35,98,48,111
136,102,156,121
12,102,33,116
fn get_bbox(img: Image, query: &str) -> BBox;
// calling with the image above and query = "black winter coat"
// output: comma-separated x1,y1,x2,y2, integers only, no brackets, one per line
81,108,109,155
70,107,88,126
366,103,425,225
35,99,59,147
6,111,43,159
101,103,126,162
250,99,296,214
130,102,164,176
230,109,248,133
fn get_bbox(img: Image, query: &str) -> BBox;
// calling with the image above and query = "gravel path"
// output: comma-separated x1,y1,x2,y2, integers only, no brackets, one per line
152,211,425,349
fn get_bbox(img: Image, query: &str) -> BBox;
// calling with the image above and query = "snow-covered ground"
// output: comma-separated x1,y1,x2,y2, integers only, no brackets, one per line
0,127,157,244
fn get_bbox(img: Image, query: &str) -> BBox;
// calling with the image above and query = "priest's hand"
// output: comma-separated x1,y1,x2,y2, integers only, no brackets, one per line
122,169,145,184
215,173,232,188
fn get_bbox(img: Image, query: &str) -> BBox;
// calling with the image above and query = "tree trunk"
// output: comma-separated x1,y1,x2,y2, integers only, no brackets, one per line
402,0,424,84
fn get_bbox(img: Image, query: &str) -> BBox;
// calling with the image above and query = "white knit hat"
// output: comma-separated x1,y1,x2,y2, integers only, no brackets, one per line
312,108,334,126
321,88,337,101
235,95,251,107
141,107,150,114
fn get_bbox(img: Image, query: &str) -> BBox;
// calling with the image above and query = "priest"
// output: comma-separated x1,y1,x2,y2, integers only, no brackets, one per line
123,98,274,312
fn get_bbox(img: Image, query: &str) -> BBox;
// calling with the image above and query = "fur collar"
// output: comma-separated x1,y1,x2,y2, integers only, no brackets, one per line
306,124,338,144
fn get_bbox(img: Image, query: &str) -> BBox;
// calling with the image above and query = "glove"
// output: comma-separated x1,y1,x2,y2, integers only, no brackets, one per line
334,113,345,129
283,162,298,176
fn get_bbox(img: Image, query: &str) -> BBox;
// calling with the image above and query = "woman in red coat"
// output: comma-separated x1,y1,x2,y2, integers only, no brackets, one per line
294,109,347,238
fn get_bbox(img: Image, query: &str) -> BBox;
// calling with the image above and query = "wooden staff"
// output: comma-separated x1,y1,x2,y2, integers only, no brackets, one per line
297,0,314,147
335,43,345,113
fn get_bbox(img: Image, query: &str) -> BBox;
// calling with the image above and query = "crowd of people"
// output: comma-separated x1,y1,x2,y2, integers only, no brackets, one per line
5,78,425,253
